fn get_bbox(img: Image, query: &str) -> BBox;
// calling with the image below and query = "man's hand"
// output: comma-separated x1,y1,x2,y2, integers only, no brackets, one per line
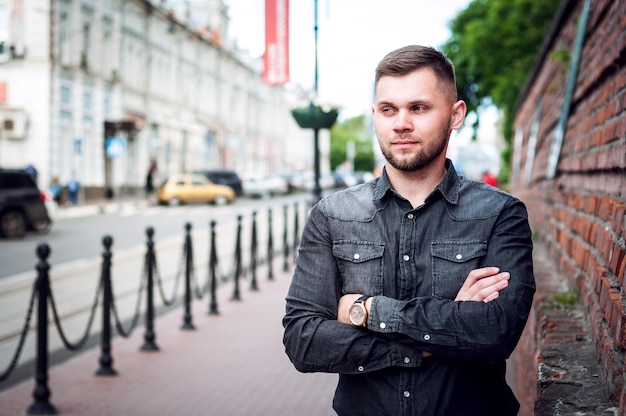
455,267,510,302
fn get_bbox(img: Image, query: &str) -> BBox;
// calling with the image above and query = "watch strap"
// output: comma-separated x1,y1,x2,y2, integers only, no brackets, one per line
354,295,371,304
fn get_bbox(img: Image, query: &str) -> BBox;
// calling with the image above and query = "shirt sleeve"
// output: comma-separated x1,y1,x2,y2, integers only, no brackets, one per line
368,198,536,361
282,203,426,374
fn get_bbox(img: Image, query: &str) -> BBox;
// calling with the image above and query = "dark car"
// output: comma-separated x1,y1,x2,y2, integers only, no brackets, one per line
193,169,243,196
0,168,52,238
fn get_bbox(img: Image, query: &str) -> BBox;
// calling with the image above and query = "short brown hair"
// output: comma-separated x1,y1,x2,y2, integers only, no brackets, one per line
374,45,457,99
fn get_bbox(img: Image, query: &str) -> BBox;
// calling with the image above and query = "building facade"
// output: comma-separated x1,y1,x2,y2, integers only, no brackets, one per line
0,0,318,198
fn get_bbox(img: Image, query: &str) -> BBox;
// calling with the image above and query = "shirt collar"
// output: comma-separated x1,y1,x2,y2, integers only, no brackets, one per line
373,158,461,205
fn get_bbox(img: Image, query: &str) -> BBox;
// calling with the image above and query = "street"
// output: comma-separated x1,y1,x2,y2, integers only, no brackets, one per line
0,194,310,279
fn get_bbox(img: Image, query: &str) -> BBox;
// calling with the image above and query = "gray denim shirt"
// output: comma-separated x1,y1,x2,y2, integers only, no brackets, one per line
283,160,535,416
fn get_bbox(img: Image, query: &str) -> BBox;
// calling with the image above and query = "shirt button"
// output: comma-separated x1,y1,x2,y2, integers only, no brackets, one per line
358,366,365,372
404,391,411,398
404,357,411,364
403,254,410,261
380,322,386,329
407,213,414,219
456,253,463,260
354,253,360,260
424,334,431,341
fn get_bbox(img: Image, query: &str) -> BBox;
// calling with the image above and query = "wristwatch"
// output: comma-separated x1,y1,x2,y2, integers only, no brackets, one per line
349,295,371,327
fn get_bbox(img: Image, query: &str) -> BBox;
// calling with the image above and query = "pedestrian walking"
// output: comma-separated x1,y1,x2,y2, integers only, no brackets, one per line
145,159,158,202
67,172,80,206
49,176,63,205
283,45,535,416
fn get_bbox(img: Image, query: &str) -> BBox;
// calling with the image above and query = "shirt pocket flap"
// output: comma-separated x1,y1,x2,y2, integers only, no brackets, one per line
333,241,385,263
430,241,487,263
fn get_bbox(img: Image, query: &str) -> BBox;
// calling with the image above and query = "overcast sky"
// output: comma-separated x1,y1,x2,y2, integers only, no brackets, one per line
225,0,471,120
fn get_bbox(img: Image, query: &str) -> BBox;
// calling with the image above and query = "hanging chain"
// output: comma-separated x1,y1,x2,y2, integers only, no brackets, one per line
0,278,38,381
48,273,102,351
154,245,181,306
110,255,146,338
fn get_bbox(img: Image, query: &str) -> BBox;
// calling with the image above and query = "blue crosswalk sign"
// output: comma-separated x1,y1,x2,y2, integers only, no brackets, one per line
106,136,125,158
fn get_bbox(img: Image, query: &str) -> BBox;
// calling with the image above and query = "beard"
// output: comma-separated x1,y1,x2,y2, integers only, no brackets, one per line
380,122,451,172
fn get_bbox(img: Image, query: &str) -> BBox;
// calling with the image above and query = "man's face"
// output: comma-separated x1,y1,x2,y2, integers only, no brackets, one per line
372,68,465,172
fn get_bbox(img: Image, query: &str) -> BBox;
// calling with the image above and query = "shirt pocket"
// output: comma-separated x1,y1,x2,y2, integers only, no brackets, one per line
431,241,487,299
333,241,384,295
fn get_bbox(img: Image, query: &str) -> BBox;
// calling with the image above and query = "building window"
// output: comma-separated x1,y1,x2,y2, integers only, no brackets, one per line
59,11,71,66
60,85,72,106
80,22,91,70
83,91,92,112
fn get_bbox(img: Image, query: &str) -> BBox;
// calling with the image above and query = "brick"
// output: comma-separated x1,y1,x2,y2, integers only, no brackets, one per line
599,277,613,317
609,292,625,348
608,243,625,276
612,204,625,234
597,197,613,223
615,256,626,294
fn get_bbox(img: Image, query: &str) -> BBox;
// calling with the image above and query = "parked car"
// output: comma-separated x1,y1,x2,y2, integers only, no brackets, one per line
157,173,235,206
193,169,243,196
242,175,289,198
353,171,375,184
290,171,335,192
0,168,52,238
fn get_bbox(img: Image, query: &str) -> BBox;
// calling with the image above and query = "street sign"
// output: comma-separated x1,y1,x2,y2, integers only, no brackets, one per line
106,136,125,158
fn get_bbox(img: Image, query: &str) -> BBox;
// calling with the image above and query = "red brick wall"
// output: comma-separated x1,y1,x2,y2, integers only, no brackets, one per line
509,0,625,413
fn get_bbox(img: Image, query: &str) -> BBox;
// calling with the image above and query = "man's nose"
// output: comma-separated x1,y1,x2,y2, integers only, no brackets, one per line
393,110,413,132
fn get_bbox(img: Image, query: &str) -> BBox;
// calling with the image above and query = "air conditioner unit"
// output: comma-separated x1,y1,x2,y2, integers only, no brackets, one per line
2,112,28,140
10,44,26,59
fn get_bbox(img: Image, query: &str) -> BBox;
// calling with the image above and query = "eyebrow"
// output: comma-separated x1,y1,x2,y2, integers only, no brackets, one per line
375,99,433,107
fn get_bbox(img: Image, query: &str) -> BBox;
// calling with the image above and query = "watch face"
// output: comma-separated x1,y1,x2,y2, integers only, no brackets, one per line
349,304,366,326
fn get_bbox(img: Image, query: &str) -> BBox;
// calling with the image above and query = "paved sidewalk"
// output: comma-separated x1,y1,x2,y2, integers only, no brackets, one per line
0,264,338,416
53,196,151,220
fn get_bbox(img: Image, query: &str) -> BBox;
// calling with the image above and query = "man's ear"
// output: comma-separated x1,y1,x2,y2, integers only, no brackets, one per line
451,100,467,130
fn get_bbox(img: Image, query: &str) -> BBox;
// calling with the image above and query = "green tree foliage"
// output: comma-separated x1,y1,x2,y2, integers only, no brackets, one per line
442,0,561,182
330,115,376,172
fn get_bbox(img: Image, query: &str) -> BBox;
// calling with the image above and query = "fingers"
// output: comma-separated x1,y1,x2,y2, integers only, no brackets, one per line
479,279,507,303
457,267,499,295
455,267,510,302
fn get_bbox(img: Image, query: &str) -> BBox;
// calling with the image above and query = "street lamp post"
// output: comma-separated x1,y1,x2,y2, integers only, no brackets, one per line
290,0,338,204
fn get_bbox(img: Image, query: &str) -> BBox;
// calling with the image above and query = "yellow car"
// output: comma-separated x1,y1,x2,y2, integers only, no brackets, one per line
157,173,235,206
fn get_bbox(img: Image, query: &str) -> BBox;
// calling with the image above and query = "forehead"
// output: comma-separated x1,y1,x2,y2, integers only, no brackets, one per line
374,68,450,104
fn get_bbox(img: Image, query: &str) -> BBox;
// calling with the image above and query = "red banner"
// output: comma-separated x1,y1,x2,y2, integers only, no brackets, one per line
263,0,289,85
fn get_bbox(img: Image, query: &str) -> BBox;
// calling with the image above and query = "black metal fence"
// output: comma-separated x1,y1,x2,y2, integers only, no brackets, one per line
0,202,303,414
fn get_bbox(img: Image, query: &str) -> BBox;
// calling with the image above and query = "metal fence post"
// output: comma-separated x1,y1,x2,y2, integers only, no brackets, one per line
96,235,117,376
293,201,299,265
181,223,195,330
27,243,57,415
267,208,274,281
231,215,242,301
250,211,258,291
140,227,159,351
208,220,220,315
283,204,289,272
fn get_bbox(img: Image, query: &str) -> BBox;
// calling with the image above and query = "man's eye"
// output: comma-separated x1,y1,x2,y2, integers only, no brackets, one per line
412,105,426,111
